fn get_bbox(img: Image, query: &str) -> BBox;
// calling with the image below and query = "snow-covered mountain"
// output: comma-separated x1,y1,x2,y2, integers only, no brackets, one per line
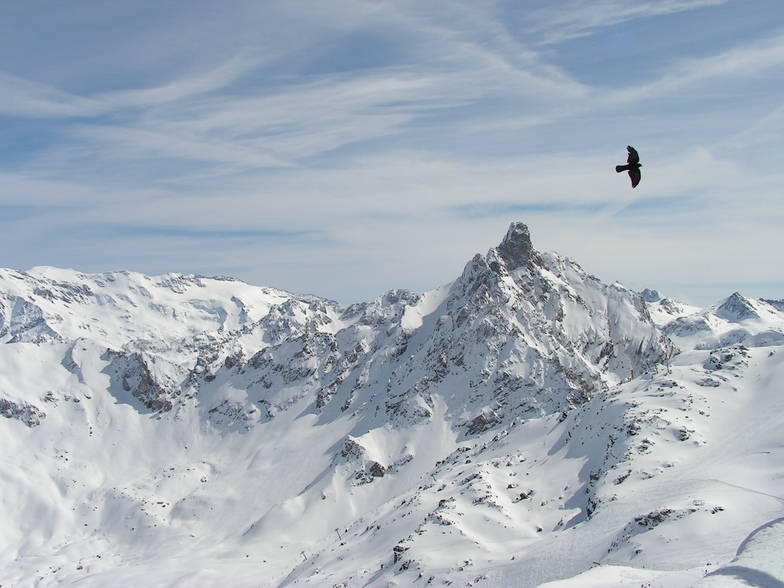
1,222,783,587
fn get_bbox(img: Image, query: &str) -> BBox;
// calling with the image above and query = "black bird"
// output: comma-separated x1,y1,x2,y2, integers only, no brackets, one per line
616,145,642,188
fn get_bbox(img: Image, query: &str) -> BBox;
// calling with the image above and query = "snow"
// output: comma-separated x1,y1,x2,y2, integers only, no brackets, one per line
1,223,783,587
400,283,450,332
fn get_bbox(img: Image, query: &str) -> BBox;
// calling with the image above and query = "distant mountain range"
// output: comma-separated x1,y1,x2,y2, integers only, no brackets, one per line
2,222,783,587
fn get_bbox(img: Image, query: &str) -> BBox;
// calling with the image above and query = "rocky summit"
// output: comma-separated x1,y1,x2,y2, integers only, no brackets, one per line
1,223,783,587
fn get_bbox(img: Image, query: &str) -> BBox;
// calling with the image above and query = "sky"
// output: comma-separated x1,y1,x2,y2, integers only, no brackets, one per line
1,0,783,306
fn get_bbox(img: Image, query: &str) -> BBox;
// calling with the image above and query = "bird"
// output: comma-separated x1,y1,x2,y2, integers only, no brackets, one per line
616,145,642,188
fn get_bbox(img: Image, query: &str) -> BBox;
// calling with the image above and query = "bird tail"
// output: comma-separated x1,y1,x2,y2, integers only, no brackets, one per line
615,165,629,173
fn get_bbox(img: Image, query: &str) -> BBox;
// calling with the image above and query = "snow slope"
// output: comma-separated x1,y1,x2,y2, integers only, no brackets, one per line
1,222,783,587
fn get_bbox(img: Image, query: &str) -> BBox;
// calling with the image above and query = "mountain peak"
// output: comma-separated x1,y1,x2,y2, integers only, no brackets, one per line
496,222,533,270
4,225,784,587
714,292,760,322
641,288,664,303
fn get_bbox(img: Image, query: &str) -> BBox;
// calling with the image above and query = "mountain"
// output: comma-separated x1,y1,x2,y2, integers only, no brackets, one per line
1,222,783,587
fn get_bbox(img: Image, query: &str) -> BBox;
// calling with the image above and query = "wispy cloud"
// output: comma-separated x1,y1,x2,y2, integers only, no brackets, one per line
610,32,784,104
0,0,782,305
98,53,267,110
0,72,103,118
523,0,736,45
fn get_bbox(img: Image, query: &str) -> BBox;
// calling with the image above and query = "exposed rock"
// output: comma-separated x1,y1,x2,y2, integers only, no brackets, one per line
207,400,259,432
368,461,386,478
466,410,502,436
336,437,365,462
496,222,534,270
714,292,760,322
0,398,46,427
110,351,181,412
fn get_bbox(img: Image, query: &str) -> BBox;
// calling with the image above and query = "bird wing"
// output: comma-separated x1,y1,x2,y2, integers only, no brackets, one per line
626,146,639,165
628,167,641,188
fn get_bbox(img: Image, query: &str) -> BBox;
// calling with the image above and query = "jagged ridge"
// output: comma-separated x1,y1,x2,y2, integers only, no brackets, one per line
0,223,783,587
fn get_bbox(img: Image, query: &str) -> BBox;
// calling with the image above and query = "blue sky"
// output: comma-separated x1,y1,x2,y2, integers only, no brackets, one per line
1,0,783,305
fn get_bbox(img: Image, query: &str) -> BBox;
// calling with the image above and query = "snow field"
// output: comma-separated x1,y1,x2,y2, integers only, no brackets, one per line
1,224,783,586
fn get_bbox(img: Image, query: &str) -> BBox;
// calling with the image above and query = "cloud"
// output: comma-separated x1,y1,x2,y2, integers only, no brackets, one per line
0,0,782,305
0,2,592,179
522,0,735,45
0,72,104,118
610,32,784,104
97,53,267,110
719,102,784,168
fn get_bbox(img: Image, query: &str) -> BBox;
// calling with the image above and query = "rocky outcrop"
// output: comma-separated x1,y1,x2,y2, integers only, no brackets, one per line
108,351,181,412
0,398,46,427
494,221,535,270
